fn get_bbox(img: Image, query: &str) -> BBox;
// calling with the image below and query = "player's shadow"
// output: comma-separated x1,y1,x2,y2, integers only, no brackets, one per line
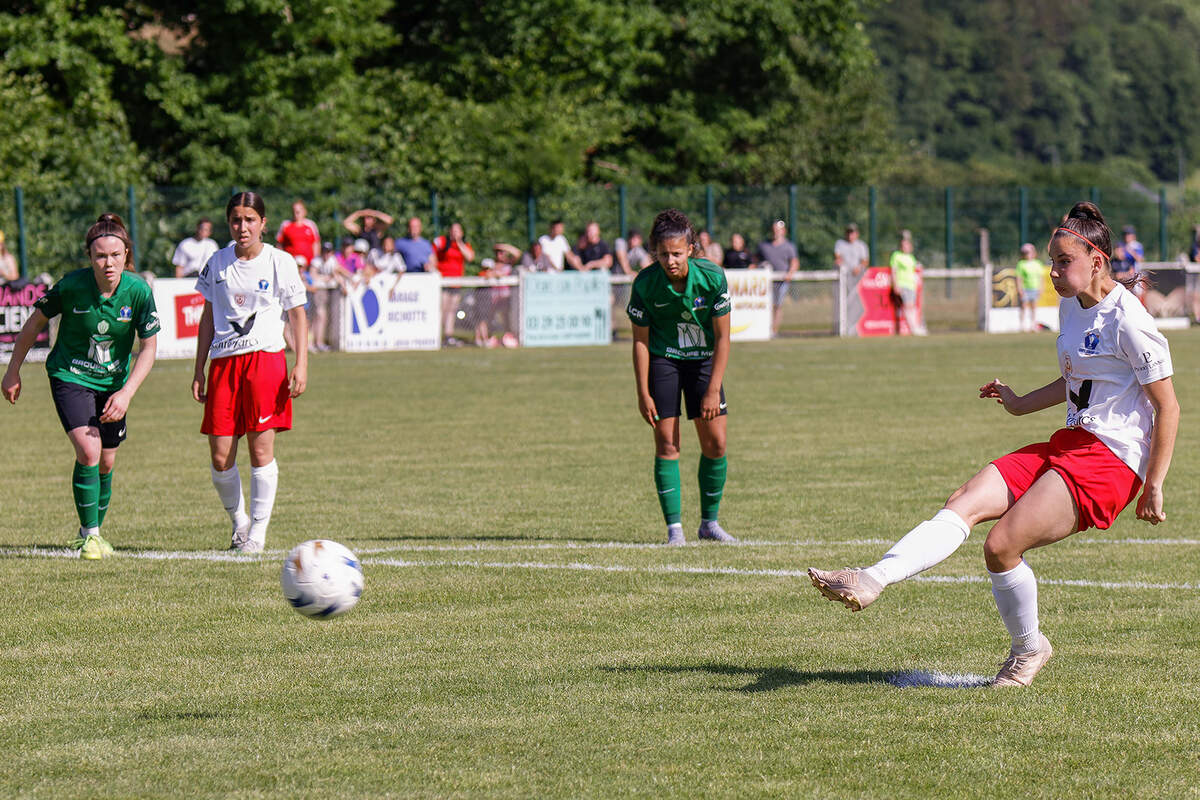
364,533,558,543
603,663,893,693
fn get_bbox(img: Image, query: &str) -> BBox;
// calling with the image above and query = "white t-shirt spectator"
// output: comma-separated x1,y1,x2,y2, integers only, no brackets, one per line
835,238,869,274
537,233,571,271
370,249,407,274
173,236,219,278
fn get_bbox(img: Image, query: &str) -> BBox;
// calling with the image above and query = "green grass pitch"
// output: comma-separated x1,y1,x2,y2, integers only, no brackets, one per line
2,332,1199,798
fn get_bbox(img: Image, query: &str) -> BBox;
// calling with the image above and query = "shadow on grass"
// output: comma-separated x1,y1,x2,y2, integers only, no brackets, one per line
135,709,227,721
603,663,895,693
360,533,560,543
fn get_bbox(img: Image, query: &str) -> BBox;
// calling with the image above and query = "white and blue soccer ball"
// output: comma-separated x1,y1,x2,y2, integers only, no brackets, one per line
280,539,364,618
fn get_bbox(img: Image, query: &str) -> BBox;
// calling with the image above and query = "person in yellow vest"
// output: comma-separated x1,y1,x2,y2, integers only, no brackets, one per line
1016,242,1047,332
888,230,926,335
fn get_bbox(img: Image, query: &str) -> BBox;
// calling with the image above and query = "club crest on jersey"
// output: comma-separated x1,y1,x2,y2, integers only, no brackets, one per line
1081,330,1100,354
97,320,109,334
234,293,246,306
257,279,270,291
118,305,132,321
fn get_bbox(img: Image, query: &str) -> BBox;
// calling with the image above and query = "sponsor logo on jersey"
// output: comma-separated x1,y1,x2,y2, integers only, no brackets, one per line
693,296,707,309
1081,330,1100,354
258,279,270,291
118,305,132,321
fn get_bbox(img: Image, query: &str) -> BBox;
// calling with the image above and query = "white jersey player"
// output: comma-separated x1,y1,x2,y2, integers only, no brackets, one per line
807,201,1179,688
192,191,309,554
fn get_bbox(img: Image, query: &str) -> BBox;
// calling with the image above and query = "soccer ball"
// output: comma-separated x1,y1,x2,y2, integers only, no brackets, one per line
280,539,364,618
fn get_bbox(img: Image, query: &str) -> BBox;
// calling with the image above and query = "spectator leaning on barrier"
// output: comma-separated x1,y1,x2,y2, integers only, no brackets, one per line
835,222,869,278
888,230,927,336
0,230,18,284
395,217,435,273
343,208,393,252
520,239,556,272
538,219,577,271
370,236,407,275
757,220,799,337
276,200,321,266
172,218,219,279
573,221,612,272
722,233,754,269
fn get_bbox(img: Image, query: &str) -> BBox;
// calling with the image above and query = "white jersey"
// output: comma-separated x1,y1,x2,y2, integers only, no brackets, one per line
195,243,308,359
1057,282,1172,479
172,236,219,277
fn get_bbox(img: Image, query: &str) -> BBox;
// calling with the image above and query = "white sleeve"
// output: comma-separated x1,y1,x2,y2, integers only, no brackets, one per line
1119,314,1173,384
275,251,309,310
172,242,187,268
195,259,214,302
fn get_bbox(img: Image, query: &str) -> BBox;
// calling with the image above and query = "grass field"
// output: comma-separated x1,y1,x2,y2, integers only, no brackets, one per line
3,331,1199,798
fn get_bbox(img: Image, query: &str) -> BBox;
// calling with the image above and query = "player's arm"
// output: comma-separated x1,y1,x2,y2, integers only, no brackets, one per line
191,302,215,403
1,309,50,405
978,376,1065,416
287,305,309,398
102,334,157,423
631,324,657,426
1136,376,1178,524
701,312,731,420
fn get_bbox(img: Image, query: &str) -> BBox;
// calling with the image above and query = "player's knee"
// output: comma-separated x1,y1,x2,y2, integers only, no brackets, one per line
656,441,680,459
982,528,1019,571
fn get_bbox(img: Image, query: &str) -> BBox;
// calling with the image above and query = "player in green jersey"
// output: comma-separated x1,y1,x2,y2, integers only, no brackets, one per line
2,213,160,559
628,209,735,545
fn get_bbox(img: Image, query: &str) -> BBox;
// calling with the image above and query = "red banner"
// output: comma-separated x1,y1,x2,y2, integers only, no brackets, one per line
855,267,923,336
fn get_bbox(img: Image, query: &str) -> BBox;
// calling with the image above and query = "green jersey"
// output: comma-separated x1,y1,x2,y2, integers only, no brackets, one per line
1016,258,1045,290
889,250,918,291
626,258,730,360
34,268,160,391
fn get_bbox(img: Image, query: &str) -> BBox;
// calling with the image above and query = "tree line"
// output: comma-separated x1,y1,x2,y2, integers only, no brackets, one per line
2,0,1198,199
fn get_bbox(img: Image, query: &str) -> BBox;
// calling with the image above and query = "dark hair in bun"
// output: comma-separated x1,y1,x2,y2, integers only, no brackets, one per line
649,208,698,253
1054,201,1112,260
85,213,134,269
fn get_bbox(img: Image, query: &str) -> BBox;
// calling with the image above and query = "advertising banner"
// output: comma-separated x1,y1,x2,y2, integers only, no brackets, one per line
151,278,204,359
852,267,923,336
520,271,611,347
0,282,51,362
341,272,441,352
726,269,772,341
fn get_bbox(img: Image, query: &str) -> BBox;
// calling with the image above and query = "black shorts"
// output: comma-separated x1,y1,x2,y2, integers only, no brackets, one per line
50,378,128,449
649,355,727,420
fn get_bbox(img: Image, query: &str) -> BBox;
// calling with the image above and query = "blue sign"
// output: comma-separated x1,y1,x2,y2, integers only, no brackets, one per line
520,272,612,347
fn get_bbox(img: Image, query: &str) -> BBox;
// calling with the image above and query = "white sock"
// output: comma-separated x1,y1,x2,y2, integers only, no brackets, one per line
667,522,683,537
863,508,970,586
211,464,248,527
989,560,1041,654
248,460,279,542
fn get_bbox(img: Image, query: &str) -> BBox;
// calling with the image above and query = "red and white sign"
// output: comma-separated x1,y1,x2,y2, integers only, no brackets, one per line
152,278,205,359
854,267,923,336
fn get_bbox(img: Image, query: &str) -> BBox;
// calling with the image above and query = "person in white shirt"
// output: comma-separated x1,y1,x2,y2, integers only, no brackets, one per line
172,219,219,278
191,191,309,554
807,201,1179,688
537,219,579,271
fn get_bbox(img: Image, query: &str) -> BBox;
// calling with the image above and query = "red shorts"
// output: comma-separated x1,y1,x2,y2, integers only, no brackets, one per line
991,427,1141,531
201,350,292,437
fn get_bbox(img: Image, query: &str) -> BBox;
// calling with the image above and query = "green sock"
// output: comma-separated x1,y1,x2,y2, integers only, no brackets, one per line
98,470,113,527
698,454,727,521
654,457,682,525
72,463,100,530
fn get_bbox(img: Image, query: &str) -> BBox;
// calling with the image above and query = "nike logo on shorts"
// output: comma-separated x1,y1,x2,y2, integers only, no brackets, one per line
719,402,727,410
72,307,89,314
257,414,273,424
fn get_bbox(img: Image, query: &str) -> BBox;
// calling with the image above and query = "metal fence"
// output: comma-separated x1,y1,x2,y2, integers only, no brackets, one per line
4,183,1199,283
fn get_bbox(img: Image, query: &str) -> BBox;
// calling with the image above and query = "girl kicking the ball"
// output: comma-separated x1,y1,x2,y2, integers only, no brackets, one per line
192,191,309,553
808,201,1179,687
628,209,734,545
2,213,160,559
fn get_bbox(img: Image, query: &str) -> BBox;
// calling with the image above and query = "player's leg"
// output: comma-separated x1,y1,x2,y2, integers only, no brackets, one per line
808,462,1015,611
983,470,1076,686
686,360,733,543
209,433,251,548
241,350,292,552
65,425,105,556
98,448,116,528
648,356,685,544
